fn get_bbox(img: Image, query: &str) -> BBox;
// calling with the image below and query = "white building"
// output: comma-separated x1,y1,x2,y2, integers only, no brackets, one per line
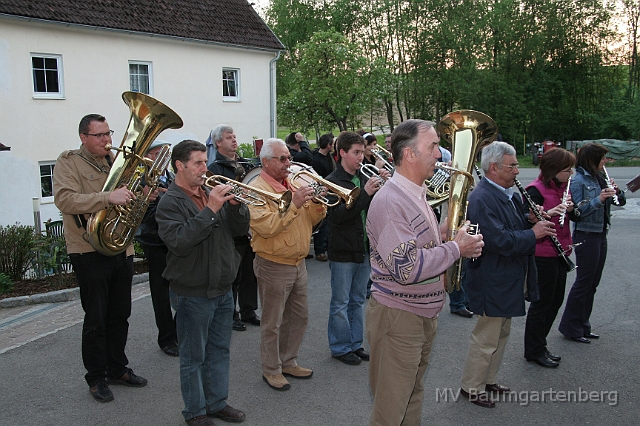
0,0,284,228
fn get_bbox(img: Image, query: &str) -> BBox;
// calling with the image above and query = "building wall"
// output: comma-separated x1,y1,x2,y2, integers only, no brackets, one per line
0,17,278,228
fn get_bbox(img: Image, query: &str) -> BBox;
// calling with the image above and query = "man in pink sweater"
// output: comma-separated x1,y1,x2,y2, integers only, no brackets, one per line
365,119,484,425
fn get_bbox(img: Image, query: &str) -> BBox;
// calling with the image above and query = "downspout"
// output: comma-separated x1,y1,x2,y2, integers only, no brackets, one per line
269,51,282,138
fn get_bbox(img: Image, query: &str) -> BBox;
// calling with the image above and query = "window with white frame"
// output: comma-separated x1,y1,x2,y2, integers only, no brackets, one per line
129,61,153,95
223,68,240,101
31,54,64,99
40,162,55,199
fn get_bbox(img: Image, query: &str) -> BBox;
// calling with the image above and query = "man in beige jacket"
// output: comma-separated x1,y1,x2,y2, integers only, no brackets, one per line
54,114,147,403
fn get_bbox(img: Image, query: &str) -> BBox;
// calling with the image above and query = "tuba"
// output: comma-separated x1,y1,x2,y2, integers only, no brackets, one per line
438,110,497,292
87,92,183,256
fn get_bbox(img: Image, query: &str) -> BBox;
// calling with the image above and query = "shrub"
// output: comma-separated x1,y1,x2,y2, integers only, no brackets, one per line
34,231,69,279
0,223,37,281
238,143,256,159
0,272,13,294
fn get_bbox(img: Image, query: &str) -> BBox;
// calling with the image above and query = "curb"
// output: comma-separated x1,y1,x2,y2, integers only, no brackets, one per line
0,273,149,309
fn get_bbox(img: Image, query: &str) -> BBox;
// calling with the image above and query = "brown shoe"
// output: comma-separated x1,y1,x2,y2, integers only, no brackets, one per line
208,405,245,423
460,389,495,408
282,365,313,379
262,373,291,391
315,253,328,262
186,415,215,426
485,383,510,393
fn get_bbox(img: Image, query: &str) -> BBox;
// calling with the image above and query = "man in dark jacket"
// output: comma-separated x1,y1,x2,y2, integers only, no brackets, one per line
207,125,260,332
135,140,178,357
460,141,554,409
285,132,313,166
325,131,387,365
157,140,250,426
311,133,336,261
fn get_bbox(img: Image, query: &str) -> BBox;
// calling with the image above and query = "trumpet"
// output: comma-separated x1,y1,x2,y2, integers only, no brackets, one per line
359,163,387,186
370,146,394,172
203,173,292,213
289,168,360,208
602,165,620,206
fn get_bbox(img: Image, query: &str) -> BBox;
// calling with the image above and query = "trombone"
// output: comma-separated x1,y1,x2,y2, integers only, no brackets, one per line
203,173,292,213
370,146,394,172
289,168,360,208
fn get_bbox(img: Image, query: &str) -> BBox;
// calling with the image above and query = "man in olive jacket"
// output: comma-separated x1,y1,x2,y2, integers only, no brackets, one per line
156,140,250,425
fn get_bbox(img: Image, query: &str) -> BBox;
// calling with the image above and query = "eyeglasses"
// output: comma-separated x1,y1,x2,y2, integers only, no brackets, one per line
271,155,293,163
83,130,114,138
499,163,520,171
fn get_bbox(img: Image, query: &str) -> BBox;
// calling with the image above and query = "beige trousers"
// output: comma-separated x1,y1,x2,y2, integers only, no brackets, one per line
460,315,511,393
254,255,309,375
366,297,438,426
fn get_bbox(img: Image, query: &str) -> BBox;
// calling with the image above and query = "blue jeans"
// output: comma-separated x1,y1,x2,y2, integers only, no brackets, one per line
170,290,233,421
328,260,369,356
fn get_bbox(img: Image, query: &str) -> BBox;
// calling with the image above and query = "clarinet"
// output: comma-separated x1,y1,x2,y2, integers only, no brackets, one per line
559,176,571,228
514,179,576,272
602,165,620,206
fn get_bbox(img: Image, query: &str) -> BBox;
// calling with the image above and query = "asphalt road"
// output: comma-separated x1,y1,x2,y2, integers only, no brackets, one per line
0,167,638,425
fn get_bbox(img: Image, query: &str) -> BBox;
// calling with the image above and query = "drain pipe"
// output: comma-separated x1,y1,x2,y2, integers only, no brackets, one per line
269,51,282,138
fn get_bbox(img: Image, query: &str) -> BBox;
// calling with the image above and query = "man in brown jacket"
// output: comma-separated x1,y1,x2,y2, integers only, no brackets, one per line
53,114,147,403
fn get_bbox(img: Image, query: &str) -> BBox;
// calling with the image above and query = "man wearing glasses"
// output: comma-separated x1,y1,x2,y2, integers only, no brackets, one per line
54,114,147,403
459,141,556,408
247,138,326,391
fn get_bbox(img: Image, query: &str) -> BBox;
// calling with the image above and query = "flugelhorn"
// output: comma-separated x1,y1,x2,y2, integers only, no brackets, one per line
359,163,387,186
289,168,360,208
203,173,292,214
370,146,394,172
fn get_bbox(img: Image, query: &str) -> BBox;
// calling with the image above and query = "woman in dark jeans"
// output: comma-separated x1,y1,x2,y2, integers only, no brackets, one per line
524,148,577,368
559,143,625,344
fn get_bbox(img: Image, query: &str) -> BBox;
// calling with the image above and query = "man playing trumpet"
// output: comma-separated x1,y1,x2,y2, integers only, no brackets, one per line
247,138,326,391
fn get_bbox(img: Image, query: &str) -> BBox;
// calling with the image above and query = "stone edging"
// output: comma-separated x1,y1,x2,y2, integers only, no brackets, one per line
0,273,149,309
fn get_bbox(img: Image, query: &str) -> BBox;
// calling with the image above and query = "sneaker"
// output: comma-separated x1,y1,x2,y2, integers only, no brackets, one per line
89,381,114,403
262,373,291,391
107,368,147,387
186,415,215,426
282,365,313,379
333,352,362,365
208,404,246,423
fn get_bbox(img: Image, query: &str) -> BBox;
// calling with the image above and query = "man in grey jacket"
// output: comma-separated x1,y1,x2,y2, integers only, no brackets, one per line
157,140,250,426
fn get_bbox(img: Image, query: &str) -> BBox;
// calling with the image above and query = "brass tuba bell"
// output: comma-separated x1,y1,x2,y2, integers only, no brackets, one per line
86,92,183,256
438,110,497,292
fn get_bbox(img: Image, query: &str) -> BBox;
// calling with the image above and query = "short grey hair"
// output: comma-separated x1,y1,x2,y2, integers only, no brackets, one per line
211,124,234,147
481,141,516,173
260,138,287,161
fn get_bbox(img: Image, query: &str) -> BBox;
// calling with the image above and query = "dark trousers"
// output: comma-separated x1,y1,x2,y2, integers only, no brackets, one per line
142,244,177,349
313,219,328,255
524,256,567,358
233,238,258,321
559,231,607,338
70,251,133,386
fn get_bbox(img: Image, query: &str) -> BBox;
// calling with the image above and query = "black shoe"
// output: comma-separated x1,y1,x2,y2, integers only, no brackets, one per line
233,319,247,331
452,308,474,318
354,348,370,361
527,355,559,368
584,332,599,339
242,316,261,326
569,336,591,344
89,381,113,403
162,344,179,357
333,352,362,365
208,404,246,423
107,368,147,387
544,349,561,362
305,253,314,259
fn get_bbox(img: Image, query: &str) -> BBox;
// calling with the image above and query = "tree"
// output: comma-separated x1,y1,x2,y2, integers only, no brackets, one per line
278,31,369,131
